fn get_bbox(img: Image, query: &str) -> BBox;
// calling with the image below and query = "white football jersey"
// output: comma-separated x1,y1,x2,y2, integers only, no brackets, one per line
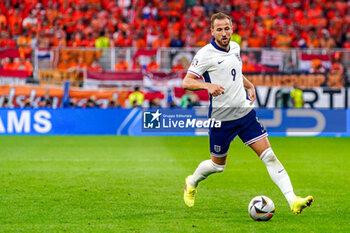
188,39,252,121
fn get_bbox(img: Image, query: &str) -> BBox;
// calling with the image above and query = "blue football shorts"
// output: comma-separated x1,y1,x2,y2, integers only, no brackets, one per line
209,109,268,157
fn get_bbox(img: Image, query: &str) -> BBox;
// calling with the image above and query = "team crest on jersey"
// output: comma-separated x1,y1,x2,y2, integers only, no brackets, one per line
214,145,221,153
191,58,199,67
235,53,241,62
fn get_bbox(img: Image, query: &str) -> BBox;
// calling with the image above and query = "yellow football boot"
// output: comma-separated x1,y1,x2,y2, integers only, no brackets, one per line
291,196,314,214
184,175,197,207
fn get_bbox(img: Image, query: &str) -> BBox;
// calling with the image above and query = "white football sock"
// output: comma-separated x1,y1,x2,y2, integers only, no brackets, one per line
189,159,225,187
260,148,296,206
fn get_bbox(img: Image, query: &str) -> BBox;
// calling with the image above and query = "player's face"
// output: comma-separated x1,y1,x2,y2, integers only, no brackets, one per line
211,18,233,49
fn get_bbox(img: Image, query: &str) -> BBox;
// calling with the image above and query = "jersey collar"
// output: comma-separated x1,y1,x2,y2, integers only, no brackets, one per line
211,38,230,53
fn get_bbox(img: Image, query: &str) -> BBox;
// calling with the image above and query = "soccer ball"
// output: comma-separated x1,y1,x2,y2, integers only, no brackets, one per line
248,195,275,221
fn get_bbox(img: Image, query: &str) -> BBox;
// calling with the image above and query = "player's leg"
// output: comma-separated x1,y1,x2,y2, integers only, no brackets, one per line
249,137,296,205
249,137,313,214
189,154,226,187
238,110,313,214
184,154,226,207
184,121,235,207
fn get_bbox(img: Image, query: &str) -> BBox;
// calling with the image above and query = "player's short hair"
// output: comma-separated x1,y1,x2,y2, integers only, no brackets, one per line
210,12,232,28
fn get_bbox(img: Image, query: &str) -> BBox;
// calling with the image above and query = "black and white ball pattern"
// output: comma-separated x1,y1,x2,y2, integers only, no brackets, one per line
248,195,275,221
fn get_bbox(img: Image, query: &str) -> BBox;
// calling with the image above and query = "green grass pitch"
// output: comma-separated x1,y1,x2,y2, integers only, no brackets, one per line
0,136,349,232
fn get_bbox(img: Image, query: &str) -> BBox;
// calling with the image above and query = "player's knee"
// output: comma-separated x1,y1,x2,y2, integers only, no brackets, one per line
260,147,277,163
211,160,226,173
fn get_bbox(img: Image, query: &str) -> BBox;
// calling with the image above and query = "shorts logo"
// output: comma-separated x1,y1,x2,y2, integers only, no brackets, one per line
143,109,162,129
256,117,266,133
191,58,199,67
214,145,221,153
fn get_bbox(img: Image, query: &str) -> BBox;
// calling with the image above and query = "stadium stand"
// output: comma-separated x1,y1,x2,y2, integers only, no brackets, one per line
0,0,349,108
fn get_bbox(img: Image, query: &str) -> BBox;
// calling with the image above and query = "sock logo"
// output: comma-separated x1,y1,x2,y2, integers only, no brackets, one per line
278,169,285,173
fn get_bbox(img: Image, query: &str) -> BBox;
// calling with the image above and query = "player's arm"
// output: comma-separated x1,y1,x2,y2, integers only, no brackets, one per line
243,75,256,102
182,72,225,97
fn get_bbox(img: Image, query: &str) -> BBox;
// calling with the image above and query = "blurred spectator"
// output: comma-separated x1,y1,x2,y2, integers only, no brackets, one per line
242,54,256,73
82,33,96,47
146,56,160,71
68,32,83,47
12,58,33,76
69,98,77,108
275,27,292,49
0,32,16,48
108,94,119,108
133,32,147,48
114,55,130,71
247,30,264,48
0,9,7,30
310,59,326,73
330,52,344,75
180,91,200,108
2,57,12,70
149,98,161,108
170,33,184,48
320,29,336,49
88,59,103,71
132,57,142,71
22,11,37,29
152,32,170,48
58,54,74,70
276,88,293,108
37,31,50,48
283,58,297,74
86,95,97,108
0,0,348,60
52,31,67,47
292,30,307,48
17,30,32,58
0,96,10,108
290,85,304,108
128,86,144,107
343,32,350,49
95,31,110,48
307,30,321,48
113,31,133,47
71,56,87,71
172,59,185,72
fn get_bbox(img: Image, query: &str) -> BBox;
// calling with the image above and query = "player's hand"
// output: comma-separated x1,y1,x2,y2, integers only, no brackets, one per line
247,87,256,103
207,84,225,97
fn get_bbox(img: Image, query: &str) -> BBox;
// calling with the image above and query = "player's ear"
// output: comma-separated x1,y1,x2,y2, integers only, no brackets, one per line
211,27,214,37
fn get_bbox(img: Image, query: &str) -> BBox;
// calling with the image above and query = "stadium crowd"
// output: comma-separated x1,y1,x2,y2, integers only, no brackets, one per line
0,0,349,109
0,0,349,50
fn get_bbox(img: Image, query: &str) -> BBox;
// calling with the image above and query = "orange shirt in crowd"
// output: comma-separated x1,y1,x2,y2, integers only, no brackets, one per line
307,38,321,48
172,64,185,72
146,62,160,71
152,38,171,48
242,63,256,73
9,59,33,76
114,61,130,71
0,38,16,47
17,35,32,58
134,38,147,48
3,60,12,70
275,34,292,48
132,61,142,70
0,14,7,27
248,37,264,48
58,61,73,70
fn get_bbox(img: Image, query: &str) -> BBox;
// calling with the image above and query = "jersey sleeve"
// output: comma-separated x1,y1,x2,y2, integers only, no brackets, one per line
187,51,211,78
